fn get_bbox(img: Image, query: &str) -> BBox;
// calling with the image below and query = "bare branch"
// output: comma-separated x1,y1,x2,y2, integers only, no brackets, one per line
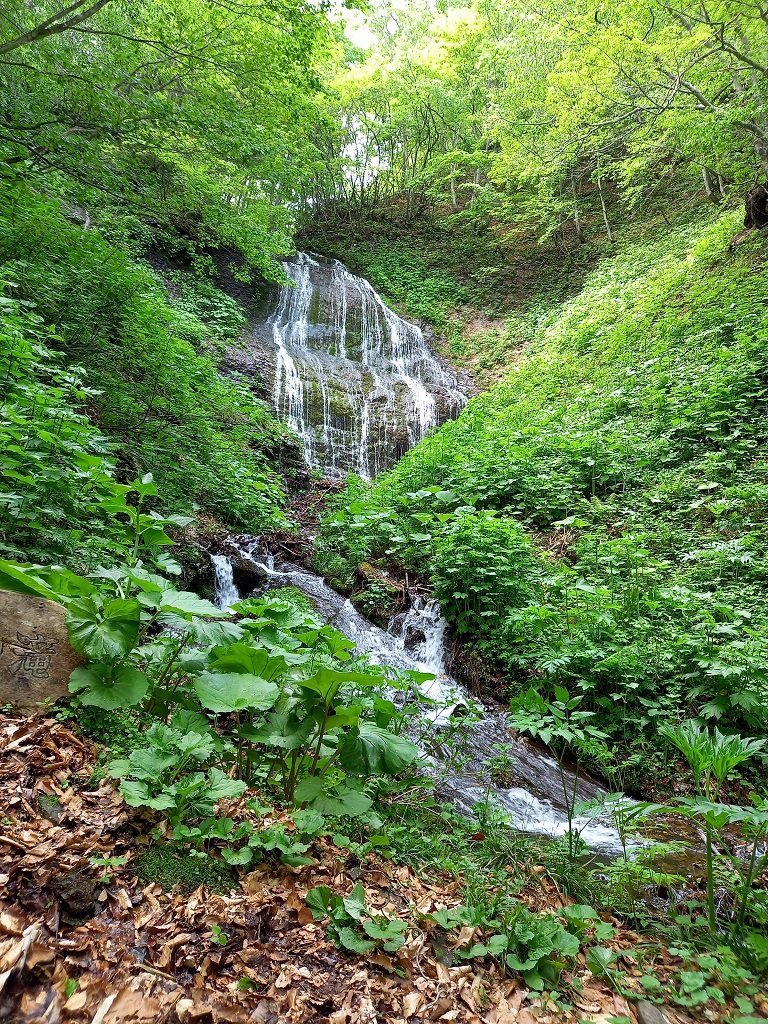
0,0,114,56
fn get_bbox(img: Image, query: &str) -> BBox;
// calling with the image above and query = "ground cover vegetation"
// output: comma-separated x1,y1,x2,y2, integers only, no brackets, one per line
2,0,768,1018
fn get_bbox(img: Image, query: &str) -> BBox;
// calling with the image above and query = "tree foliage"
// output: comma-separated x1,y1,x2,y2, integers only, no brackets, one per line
315,0,768,234
0,0,340,269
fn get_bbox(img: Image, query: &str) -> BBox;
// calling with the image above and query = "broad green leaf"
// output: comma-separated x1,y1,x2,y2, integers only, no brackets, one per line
194,672,279,713
342,882,368,921
555,930,581,958
241,712,315,751
206,767,247,802
337,927,374,954
338,724,419,776
294,777,324,803
311,787,373,818
586,946,618,976
158,590,230,618
299,666,380,702
158,614,244,645
119,780,151,807
306,886,332,920
66,597,141,660
69,664,149,710
0,563,57,600
291,809,326,835
223,846,254,866
209,644,288,681
362,919,408,940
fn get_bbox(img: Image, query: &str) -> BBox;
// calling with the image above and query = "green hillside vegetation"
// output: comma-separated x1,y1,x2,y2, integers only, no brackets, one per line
3,0,768,1016
317,210,768,791
0,181,295,568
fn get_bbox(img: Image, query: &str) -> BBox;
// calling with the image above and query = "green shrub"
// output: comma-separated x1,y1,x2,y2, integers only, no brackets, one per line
0,177,290,533
318,211,768,760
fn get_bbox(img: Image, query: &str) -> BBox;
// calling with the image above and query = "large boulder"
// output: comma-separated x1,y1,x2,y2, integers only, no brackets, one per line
0,591,84,712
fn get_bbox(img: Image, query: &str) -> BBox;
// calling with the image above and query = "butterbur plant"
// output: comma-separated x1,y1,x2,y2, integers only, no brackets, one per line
107,713,246,832
0,480,423,866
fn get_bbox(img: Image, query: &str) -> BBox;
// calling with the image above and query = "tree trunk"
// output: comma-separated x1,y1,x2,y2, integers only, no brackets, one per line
570,173,583,243
597,178,615,242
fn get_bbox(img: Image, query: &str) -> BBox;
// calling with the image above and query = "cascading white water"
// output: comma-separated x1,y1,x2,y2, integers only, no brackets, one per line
249,253,467,479
211,540,629,855
212,251,630,853
211,554,239,610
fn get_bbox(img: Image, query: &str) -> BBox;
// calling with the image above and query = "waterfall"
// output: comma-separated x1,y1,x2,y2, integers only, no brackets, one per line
248,253,467,479
211,554,239,610
215,252,631,854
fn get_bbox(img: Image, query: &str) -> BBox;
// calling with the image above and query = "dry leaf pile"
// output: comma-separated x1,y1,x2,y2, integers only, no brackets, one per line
0,714,734,1024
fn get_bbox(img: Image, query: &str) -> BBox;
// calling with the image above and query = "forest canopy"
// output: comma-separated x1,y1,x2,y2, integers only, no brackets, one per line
0,0,351,272
313,0,768,235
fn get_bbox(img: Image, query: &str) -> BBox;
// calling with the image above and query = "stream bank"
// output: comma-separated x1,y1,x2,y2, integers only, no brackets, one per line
202,535,628,858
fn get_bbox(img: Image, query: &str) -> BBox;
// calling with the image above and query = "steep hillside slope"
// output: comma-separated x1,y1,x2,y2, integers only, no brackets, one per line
316,210,768,790
0,180,299,567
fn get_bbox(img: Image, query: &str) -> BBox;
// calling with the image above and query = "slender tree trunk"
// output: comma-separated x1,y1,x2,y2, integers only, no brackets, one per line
754,134,768,178
570,172,583,243
597,178,614,242
467,166,481,210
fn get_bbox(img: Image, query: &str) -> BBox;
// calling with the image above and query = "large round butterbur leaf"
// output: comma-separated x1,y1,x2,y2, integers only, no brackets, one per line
69,664,150,710
158,590,231,618
338,724,419,776
209,643,288,680
240,711,315,750
311,787,373,818
299,666,382,703
194,672,279,713
66,596,141,660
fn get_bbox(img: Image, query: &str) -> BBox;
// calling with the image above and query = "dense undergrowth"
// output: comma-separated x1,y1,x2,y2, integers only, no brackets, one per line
2,134,767,1024
0,176,296,566
316,209,768,795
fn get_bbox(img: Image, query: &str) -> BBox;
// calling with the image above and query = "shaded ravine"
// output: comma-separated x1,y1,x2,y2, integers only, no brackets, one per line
211,540,628,856
244,253,467,479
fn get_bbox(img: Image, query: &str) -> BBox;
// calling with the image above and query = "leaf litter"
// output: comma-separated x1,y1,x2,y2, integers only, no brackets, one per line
0,712,729,1023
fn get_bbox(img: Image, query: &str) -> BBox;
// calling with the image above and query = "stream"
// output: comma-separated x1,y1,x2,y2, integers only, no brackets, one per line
212,544,626,855
213,255,628,856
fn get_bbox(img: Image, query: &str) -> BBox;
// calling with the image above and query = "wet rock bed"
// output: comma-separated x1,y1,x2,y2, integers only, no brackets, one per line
0,713,749,1024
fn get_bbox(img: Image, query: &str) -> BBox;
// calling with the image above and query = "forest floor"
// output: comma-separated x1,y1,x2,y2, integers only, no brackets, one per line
0,712,742,1024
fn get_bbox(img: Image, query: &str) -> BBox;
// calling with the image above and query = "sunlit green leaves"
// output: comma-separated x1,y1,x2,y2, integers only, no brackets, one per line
194,672,279,714
69,663,149,710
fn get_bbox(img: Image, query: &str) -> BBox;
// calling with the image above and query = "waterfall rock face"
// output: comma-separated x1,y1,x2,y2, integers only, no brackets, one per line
244,253,467,478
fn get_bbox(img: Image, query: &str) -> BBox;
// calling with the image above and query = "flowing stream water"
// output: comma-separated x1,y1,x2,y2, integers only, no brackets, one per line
215,254,630,855
212,542,627,856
